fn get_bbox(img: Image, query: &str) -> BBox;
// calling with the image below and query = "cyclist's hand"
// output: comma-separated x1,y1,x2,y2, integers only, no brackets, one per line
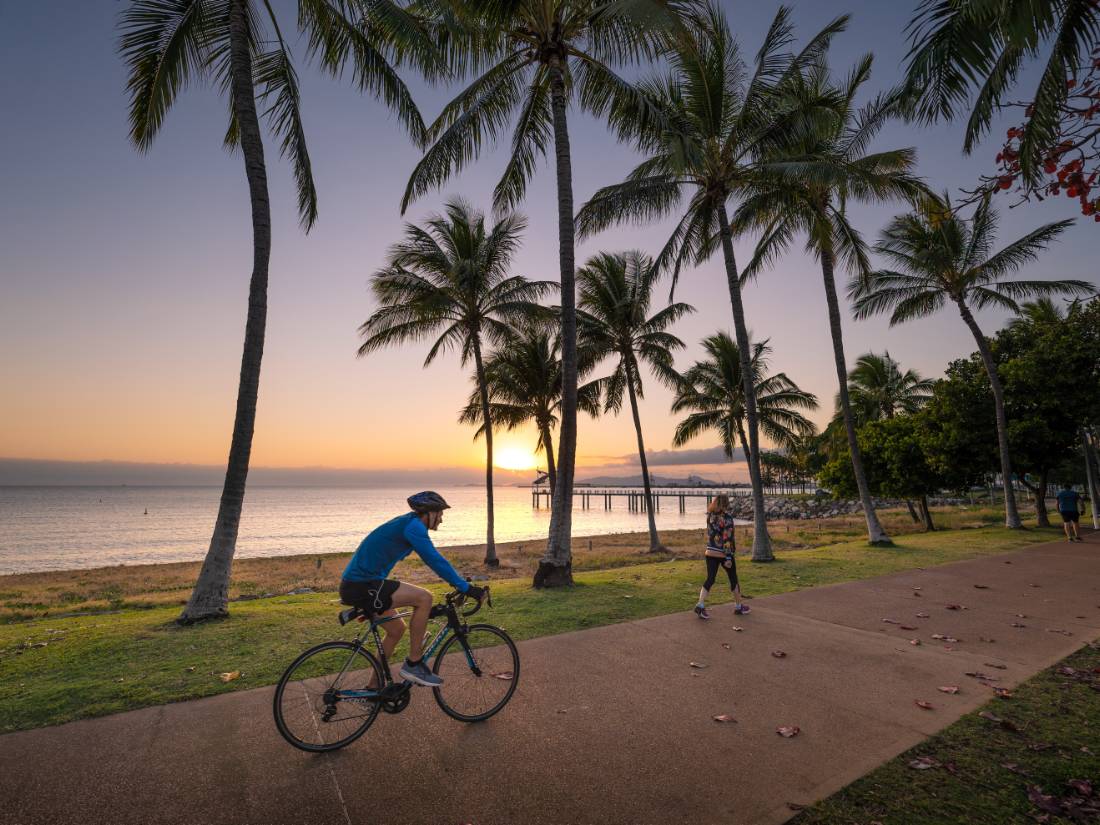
465,584,488,603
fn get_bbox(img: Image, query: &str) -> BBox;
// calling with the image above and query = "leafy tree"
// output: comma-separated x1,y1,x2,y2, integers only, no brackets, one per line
577,251,693,553
401,0,673,586
851,193,1093,527
843,352,934,423
457,324,604,494
735,55,928,545
902,0,1100,201
671,333,818,546
358,199,555,565
575,1,845,561
119,0,437,621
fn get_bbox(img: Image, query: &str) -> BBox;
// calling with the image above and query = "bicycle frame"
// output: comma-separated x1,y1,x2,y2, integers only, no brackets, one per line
334,603,478,702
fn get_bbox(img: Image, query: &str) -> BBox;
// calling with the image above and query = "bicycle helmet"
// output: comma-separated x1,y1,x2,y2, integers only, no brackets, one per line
407,491,451,513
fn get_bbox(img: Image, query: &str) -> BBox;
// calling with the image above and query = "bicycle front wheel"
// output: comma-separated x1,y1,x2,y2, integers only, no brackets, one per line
432,624,519,722
273,641,383,752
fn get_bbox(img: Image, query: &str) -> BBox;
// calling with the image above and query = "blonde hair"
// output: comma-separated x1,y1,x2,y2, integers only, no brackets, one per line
707,494,730,514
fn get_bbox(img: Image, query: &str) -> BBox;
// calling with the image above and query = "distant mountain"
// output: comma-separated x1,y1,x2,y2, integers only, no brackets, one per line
576,473,727,487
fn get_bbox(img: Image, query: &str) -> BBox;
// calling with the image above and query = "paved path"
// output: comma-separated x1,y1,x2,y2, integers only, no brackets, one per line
3,534,1098,825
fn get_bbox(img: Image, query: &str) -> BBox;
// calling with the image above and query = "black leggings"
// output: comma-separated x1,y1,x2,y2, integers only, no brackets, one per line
702,555,738,592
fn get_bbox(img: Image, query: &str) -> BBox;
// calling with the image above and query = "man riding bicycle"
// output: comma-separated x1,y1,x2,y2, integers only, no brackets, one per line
340,491,486,688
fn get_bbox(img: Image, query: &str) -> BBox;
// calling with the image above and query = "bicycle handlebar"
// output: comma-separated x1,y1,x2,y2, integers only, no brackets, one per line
447,585,490,618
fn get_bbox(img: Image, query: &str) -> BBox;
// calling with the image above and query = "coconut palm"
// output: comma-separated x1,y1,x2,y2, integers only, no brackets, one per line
119,0,438,622
401,0,675,586
358,199,556,565
902,0,1100,184
457,324,604,494
575,2,845,562
849,194,1093,528
843,352,934,424
734,56,929,545
672,333,818,550
577,251,693,552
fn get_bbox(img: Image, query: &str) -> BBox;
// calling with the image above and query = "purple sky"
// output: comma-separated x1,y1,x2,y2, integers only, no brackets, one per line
2,1,1097,485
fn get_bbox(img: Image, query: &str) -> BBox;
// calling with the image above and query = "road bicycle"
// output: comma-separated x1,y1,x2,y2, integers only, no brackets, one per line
273,587,519,752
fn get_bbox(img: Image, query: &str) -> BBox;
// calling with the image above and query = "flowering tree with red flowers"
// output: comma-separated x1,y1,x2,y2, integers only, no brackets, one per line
988,48,1100,221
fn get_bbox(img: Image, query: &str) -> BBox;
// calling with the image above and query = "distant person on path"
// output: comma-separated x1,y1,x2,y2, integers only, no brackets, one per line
1055,484,1084,542
695,494,749,620
340,491,486,687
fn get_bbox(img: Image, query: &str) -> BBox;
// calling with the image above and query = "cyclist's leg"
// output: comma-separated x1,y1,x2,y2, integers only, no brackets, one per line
367,609,406,689
388,582,432,661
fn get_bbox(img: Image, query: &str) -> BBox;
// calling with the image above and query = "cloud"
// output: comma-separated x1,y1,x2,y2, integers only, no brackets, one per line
617,446,746,466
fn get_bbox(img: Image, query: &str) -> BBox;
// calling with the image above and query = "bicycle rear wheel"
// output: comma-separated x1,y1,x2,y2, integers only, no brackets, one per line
432,624,519,722
273,641,383,752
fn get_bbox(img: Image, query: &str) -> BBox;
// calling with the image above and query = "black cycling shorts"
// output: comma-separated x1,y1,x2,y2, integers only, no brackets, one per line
339,578,400,614
1060,510,1080,524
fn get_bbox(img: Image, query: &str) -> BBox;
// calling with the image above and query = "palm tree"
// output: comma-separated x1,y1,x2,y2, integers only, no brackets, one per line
734,57,929,545
849,194,1092,528
457,324,604,494
575,2,846,563
401,0,672,586
577,251,693,552
902,0,1100,184
844,352,934,423
672,333,818,549
119,0,436,622
358,199,556,565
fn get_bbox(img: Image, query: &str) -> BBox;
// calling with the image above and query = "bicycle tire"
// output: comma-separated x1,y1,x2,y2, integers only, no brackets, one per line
432,624,520,722
273,641,383,752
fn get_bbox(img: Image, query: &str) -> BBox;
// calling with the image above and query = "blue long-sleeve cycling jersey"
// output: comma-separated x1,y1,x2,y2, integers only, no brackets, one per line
342,512,470,592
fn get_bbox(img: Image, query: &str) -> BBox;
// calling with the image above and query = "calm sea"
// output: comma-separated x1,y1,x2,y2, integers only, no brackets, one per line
0,485,731,575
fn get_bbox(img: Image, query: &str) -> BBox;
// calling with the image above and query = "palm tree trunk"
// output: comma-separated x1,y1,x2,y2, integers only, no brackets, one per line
472,336,497,566
716,203,774,561
820,249,890,544
624,357,662,552
536,55,576,588
919,494,935,531
180,0,271,623
541,421,557,497
1084,429,1100,530
956,300,1022,528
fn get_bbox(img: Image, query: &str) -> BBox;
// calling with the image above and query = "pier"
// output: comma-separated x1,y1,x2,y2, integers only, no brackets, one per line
530,486,750,513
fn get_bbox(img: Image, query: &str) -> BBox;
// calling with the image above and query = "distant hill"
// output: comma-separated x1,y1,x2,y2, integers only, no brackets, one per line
576,473,728,487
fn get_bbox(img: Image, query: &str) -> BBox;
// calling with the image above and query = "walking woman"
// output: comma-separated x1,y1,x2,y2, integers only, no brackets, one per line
694,494,749,620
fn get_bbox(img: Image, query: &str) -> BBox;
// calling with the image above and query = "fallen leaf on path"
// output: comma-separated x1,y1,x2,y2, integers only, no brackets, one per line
1011,622,1027,628
910,639,921,646
915,700,934,710
913,592,923,597
721,643,731,650
991,687,1013,699
776,726,800,738
945,604,964,610
931,634,959,642
900,625,918,631
689,661,708,669
556,709,568,714
492,672,514,680
881,618,900,624
785,802,805,811
771,650,787,658
731,626,743,632
713,714,737,723
973,584,989,589
938,685,959,694
916,612,930,618
1046,629,1073,636
1029,583,1041,588
219,671,240,683
980,637,996,643
965,671,1000,682
983,662,1008,669
1016,613,1028,618
908,756,940,770
912,587,922,591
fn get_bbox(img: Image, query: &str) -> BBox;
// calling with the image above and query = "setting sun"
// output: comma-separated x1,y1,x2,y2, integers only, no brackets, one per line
494,445,539,471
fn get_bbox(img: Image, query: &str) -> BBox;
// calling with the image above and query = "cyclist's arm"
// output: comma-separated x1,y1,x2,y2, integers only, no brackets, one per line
403,518,470,593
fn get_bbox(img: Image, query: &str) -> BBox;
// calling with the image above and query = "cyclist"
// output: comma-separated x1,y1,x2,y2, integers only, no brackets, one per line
340,491,486,688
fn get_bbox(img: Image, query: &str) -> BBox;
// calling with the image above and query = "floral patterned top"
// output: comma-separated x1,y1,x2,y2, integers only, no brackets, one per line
706,511,737,555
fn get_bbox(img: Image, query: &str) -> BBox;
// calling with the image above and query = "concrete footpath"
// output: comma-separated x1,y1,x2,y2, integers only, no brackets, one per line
2,534,1098,825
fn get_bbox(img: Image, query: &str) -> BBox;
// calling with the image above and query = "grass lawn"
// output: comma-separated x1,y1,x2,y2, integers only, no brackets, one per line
0,522,1061,734
793,642,1100,824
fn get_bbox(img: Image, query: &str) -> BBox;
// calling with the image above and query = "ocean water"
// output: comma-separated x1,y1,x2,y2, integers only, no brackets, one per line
0,485,741,575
